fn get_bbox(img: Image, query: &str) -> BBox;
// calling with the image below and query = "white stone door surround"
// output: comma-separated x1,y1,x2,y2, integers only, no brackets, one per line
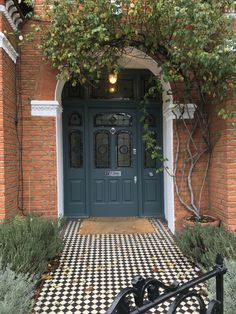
31,48,177,233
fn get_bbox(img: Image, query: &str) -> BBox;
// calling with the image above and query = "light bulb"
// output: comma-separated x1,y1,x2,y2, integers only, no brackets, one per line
109,86,116,93
108,73,118,84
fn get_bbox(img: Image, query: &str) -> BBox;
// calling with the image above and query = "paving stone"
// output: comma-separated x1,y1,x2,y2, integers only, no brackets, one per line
34,219,206,313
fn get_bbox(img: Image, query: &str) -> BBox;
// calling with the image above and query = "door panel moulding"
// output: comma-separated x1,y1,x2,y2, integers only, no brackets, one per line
31,48,197,234
54,49,176,233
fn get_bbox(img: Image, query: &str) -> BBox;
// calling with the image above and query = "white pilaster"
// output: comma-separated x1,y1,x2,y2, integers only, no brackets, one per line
55,101,64,218
31,99,64,218
53,49,196,233
162,105,175,233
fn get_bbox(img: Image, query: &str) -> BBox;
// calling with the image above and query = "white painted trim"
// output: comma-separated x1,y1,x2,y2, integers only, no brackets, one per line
56,104,64,218
54,50,196,232
13,12,20,24
119,47,176,233
162,104,175,233
0,4,17,31
31,100,62,117
172,103,196,119
55,48,176,233
0,32,18,63
6,0,14,11
0,3,23,31
8,5,17,19
54,84,65,218
30,99,64,218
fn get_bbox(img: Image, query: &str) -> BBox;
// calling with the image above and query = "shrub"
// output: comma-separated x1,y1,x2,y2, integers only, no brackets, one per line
0,215,64,275
175,225,236,268
0,265,34,314
208,259,236,314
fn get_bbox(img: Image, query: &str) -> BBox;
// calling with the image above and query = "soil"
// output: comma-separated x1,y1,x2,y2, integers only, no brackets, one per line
33,255,61,304
185,215,216,223
183,215,220,227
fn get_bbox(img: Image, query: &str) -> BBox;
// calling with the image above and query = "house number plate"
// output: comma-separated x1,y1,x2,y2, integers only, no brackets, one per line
105,171,121,177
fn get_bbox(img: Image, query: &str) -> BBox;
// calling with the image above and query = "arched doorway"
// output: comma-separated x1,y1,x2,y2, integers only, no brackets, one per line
62,69,164,218
54,48,175,232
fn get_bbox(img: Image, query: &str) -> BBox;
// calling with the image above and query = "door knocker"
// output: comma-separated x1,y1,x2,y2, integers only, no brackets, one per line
110,127,116,135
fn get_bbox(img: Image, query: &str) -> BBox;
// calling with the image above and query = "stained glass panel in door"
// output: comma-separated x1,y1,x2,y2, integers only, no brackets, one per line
69,130,83,168
94,131,110,168
69,112,82,126
94,112,132,127
117,131,132,167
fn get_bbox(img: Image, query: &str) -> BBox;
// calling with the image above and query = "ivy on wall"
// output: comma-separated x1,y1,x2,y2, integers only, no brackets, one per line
39,0,236,100
24,0,236,218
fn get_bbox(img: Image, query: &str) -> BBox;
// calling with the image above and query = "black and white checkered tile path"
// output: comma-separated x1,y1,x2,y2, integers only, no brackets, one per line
34,219,207,314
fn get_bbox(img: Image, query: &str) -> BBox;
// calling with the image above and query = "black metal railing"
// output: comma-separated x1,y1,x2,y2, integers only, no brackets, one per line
107,254,227,314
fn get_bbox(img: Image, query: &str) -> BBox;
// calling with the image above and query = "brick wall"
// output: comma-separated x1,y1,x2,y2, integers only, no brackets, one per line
226,117,236,232
0,12,19,220
172,115,209,231
0,0,232,229
208,97,236,233
20,18,58,218
172,96,236,233
0,49,5,220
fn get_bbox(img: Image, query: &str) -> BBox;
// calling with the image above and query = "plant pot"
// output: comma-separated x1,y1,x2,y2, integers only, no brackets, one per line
183,215,220,227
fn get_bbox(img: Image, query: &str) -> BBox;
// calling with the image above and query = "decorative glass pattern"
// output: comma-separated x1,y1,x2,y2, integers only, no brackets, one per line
91,79,134,99
69,112,82,126
117,131,132,167
144,132,157,169
69,130,83,168
62,70,156,100
95,131,110,168
94,112,132,127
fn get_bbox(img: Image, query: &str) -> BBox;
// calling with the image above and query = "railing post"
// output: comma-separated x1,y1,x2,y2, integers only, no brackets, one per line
215,254,224,314
116,298,131,314
107,254,227,314
131,275,145,307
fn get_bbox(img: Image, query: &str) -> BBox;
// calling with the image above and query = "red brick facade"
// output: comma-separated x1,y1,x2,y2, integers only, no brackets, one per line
0,0,235,232
20,27,58,218
208,99,236,232
0,9,19,220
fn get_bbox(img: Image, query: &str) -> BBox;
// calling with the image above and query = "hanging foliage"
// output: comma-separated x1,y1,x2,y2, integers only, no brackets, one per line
39,0,235,98
27,0,236,218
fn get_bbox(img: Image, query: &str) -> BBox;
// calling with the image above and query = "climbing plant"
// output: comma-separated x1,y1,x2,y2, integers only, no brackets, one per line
27,0,236,218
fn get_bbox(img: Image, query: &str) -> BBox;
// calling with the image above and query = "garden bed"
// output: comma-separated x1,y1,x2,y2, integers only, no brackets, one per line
0,215,64,313
176,224,236,314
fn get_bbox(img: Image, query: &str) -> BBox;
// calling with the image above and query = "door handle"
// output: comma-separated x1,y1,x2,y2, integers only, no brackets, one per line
134,176,137,184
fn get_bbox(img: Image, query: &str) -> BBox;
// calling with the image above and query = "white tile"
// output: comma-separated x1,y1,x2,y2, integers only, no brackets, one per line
33,219,207,313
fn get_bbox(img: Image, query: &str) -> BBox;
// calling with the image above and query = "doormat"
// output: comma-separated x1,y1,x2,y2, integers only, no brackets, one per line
78,217,155,235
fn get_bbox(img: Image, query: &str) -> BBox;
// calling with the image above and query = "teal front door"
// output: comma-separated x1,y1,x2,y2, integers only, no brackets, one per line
63,104,164,218
90,109,138,216
63,108,86,217
141,109,164,216
62,69,164,218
